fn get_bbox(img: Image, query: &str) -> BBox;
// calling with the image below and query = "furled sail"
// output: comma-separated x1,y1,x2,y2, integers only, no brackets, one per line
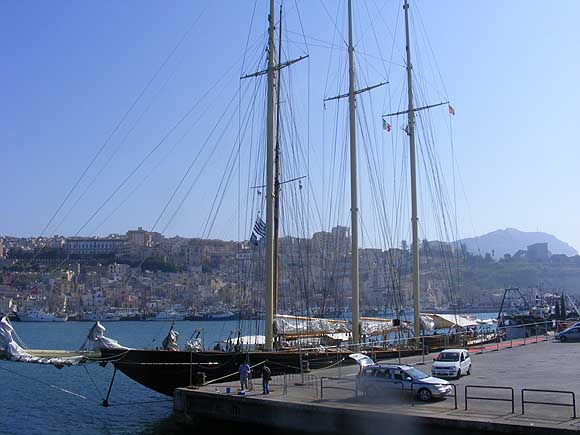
420,314,436,331
274,314,350,339
360,317,409,337
162,329,180,351
84,321,130,351
0,316,85,367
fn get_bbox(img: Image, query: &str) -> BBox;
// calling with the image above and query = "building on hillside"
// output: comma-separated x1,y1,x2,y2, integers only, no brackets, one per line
526,243,550,261
109,263,130,279
64,237,126,256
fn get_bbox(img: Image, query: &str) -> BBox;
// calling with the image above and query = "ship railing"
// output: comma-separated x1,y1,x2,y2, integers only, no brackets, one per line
287,318,560,365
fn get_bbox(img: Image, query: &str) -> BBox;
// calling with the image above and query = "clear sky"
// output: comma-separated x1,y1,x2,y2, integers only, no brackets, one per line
2,1,580,251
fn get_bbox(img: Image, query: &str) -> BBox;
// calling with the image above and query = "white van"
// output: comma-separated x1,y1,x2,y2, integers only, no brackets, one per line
431,349,471,379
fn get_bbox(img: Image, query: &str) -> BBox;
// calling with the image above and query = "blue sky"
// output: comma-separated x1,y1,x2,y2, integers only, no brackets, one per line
2,1,580,252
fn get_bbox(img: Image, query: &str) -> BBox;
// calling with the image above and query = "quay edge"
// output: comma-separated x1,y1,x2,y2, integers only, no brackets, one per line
173,388,576,435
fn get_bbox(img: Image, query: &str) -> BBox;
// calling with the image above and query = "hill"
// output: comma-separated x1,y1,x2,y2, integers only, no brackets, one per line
457,228,578,258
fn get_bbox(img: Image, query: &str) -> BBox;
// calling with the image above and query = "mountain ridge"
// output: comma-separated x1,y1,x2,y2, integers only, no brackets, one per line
457,228,578,258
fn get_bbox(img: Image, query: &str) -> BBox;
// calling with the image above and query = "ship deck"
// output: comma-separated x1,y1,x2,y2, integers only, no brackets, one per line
174,334,580,434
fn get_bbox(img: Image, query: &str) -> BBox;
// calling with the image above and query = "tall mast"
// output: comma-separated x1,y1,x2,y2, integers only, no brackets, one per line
264,0,276,350
404,0,421,337
273,2,283,317
347,0,360,347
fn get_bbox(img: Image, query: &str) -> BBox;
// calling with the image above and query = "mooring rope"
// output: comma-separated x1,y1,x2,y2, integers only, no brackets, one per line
82,365,105,402
0,364,89,400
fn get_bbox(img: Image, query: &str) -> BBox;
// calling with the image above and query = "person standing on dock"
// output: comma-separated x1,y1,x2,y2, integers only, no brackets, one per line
262,364,271,395
239,361,251,391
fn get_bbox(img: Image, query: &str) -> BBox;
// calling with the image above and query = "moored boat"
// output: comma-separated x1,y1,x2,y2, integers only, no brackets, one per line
17,310,68,322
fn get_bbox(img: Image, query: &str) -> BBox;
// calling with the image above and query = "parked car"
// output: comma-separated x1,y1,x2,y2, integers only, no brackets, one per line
555,322,580,342
431,349,471,379
350,354,453,402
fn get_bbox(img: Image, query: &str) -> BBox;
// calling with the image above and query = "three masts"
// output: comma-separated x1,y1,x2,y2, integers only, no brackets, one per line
261,0,426,350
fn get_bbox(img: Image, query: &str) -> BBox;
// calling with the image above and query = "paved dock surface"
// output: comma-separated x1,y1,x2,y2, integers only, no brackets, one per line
175,335,580,434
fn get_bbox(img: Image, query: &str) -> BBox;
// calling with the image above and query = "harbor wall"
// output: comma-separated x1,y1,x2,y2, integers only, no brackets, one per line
174,388,571,435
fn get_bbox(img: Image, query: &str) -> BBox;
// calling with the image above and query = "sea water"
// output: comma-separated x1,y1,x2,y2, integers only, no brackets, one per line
0,313,497,434
0,320,244,435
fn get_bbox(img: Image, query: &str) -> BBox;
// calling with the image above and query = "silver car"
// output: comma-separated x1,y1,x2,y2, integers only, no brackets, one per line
355,360,453,402
556,322,580,342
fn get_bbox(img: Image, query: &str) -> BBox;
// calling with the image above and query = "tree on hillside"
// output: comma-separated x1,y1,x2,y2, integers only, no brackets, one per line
555,300,561,320
561,293,567,320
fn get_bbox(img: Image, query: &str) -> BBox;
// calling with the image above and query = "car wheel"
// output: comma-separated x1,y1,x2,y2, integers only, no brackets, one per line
560,336,568,343
417,388,432,402
467,365,471,375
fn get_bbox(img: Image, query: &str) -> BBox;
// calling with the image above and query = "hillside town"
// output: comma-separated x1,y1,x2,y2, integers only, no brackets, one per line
1,227,580,321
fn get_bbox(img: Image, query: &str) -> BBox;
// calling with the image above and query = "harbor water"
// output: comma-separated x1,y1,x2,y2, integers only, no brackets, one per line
0,320,245,435
0,313,497,435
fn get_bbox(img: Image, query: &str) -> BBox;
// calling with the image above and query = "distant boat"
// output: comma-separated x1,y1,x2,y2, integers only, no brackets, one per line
149,308,185,321
17,310,68,322
203,309,237,321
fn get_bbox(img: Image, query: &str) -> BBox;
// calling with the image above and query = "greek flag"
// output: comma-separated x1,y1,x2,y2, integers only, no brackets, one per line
253,217,267,238
249,217,267,246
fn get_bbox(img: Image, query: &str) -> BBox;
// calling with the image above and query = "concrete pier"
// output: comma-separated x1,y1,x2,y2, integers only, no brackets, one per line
174,337,580,434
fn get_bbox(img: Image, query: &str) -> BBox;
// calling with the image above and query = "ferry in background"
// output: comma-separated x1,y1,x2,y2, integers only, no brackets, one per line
17,310,68,322
148,307,186,321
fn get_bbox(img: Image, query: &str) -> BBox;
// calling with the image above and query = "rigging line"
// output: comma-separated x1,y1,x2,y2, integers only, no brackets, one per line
318,0,348,48
73,57,245,239
413,2,449,100
0,364,89,400
36,4,208,240
83,365,105,401
163,73,262,236
240,0,259,74
321,0,342,99
89,70,238,235
151,87,241,235
293,0,310,55
56,65,181,234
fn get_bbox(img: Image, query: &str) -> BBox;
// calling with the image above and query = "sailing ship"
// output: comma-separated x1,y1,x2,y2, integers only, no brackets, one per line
96,0,418,397
0,1,493,399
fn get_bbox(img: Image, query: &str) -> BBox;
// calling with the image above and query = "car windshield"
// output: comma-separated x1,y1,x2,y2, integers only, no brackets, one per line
436,352,460,362
405,367,429,380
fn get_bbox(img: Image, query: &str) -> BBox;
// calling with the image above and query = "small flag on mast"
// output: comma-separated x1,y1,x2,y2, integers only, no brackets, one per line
382,118,392,132
448,104,455,116
249,216,267,246
253,217,267,238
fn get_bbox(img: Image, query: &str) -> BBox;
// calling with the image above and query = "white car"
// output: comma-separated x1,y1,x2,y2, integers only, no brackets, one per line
431,349,471,379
